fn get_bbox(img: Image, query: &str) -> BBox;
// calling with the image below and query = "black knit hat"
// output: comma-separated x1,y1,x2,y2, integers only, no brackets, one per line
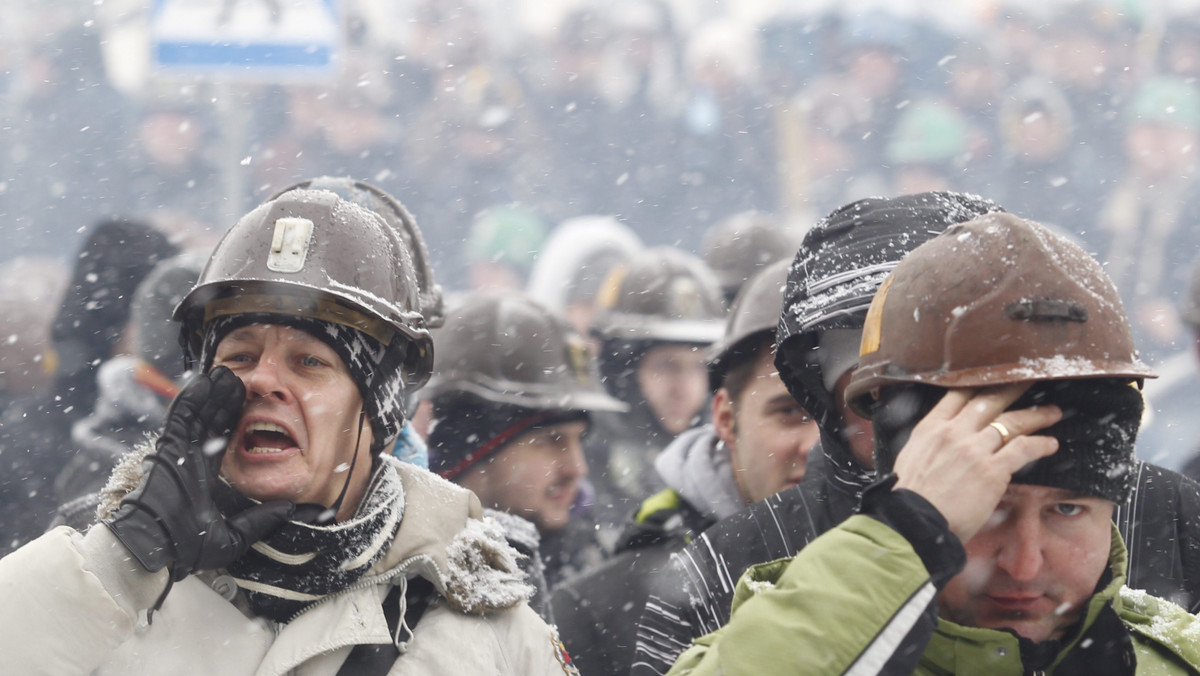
427,395,587,480
774,192,1004,432
869,379,1141,503
52,217,178,351
50,217,179,413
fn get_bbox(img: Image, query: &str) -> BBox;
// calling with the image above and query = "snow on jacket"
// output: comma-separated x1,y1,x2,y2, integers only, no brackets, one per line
551,426,740,675
667,490,1200,676
0,459,576,675
632,440,861,675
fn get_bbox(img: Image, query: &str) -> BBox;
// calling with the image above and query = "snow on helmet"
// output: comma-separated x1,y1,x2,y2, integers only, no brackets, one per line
774,191,1005,430
271,176,445,328
845,211,1156,415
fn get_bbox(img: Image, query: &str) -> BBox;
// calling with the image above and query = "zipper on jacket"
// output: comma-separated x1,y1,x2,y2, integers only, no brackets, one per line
284,553,447,624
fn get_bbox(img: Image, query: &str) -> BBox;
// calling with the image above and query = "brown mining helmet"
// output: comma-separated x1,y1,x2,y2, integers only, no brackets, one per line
845,211,1156,415
591,246,726,345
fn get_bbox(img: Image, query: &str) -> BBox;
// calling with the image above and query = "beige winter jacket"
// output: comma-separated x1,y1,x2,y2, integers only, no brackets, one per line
0,459,576,675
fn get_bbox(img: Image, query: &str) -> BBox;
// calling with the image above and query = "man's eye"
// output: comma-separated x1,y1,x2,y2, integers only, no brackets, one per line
301,355,324,368
777,406,813,424
1055,503,1084,517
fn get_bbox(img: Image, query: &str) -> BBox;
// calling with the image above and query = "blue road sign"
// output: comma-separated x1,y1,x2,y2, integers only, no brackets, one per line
151,0,340,78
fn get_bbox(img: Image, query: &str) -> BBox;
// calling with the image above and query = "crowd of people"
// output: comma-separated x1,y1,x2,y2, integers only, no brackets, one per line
6,2,1200,358
1,1,1200,674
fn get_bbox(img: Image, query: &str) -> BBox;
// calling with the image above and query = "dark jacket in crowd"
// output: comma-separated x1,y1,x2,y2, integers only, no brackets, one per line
0,219,176,556
552,425,739,675
552,489,713,676
630,436,864,675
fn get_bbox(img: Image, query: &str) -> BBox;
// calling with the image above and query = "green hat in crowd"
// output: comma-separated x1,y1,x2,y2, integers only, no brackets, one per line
884,98,969,166
1127,76,1200,132
467,205,549,275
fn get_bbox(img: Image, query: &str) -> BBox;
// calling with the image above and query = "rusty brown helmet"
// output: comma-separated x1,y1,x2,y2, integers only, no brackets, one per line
174,188,435,390
845,211,1156,415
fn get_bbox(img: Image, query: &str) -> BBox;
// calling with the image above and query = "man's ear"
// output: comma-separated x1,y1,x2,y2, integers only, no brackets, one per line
713,387,737,450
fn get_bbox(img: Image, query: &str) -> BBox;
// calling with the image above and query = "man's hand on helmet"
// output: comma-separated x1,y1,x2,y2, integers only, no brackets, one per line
892,383,1062,543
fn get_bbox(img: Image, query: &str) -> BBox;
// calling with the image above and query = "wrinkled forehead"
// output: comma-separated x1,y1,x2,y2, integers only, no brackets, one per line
220,322,322,345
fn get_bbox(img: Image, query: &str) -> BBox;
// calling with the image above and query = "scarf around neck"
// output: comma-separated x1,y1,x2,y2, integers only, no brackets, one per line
226,456,406,623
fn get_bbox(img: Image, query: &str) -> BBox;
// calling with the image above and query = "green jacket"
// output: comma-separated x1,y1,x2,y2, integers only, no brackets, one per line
668,513,1200,675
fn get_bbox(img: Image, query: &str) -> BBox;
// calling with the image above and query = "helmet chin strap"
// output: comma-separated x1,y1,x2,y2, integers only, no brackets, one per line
324,408,368,523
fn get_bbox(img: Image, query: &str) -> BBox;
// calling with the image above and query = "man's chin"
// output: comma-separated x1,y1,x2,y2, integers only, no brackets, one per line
223,472,305,506
977,615,1063,644
535,510,573,535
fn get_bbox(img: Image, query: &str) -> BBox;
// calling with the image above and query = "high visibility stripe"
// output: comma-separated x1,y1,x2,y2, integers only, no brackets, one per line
844,580,937,676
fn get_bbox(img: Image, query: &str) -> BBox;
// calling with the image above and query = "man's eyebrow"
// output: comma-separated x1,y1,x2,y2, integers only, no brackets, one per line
765,393,799,407
1040,487,1099,501
222,326,258,342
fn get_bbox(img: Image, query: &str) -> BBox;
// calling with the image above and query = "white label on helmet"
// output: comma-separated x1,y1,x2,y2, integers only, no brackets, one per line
268,217,314,273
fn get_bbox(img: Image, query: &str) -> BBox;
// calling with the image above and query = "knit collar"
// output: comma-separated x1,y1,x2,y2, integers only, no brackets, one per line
226,456,406,623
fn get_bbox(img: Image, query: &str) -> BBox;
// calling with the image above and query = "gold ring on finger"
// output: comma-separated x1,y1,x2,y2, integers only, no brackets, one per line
989,421,1013,446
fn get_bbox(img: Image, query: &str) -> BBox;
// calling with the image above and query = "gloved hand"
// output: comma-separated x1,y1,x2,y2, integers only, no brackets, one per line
105,366,295,581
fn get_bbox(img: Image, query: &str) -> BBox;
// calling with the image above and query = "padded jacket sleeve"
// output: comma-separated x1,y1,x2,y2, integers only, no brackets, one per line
666,486,965,676
0,525,168,675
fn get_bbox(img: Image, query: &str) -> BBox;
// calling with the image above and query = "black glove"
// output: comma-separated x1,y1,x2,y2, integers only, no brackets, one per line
105,366,295,581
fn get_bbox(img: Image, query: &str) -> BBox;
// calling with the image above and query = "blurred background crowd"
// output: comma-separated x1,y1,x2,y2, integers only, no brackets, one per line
4,0,1200,535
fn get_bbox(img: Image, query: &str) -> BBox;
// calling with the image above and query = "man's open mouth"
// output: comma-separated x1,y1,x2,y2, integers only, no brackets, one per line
244,421,299,454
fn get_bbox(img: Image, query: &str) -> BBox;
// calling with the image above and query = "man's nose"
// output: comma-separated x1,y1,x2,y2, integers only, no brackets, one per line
792,421,821,460
561,438,588,479
995,515,1046,583
243,355,287,400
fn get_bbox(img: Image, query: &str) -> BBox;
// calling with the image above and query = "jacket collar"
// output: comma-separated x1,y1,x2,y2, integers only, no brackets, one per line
653,425,744,522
